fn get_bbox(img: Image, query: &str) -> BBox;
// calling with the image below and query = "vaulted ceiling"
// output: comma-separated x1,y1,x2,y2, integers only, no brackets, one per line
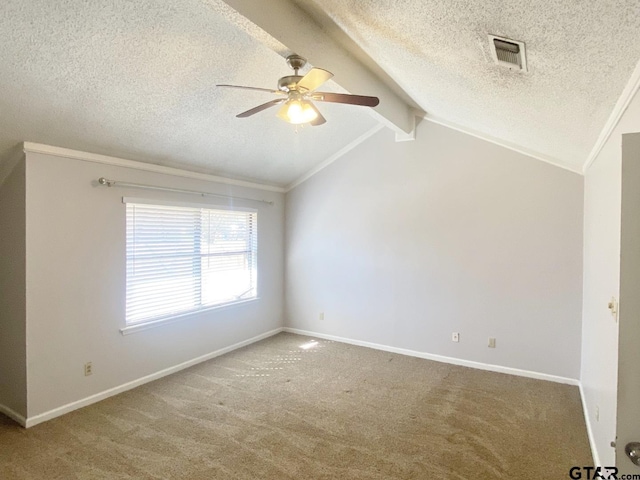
0,0,639,187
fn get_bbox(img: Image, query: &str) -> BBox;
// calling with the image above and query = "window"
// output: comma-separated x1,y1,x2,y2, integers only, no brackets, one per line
125,199,257,325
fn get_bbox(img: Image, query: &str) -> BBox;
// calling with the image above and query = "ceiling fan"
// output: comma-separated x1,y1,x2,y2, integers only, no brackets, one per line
217,54,380,126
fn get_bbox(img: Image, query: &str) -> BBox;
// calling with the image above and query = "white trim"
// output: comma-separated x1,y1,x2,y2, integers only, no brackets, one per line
0,403,27,427
22,142,286,193
120,298,261,335
283,327,580,386
422,115,584,175
583,59,640,173
24,327,283,428
395,111,418,142
579,384,601,467
286,109,586,192
122,196,259,212
285,124,385,192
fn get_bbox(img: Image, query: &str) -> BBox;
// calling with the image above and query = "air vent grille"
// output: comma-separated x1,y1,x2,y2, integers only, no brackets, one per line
488,35,527,72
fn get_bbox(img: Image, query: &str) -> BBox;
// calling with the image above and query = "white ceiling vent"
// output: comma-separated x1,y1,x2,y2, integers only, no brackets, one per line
488,34,528,72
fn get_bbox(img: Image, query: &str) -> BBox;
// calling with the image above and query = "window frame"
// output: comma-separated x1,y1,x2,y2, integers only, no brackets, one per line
120,197,259,335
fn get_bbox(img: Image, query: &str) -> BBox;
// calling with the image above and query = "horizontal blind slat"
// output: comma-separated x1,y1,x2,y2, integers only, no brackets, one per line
126,203,257,325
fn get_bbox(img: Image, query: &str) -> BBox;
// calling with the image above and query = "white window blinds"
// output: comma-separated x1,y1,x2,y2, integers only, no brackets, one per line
125,201,257,325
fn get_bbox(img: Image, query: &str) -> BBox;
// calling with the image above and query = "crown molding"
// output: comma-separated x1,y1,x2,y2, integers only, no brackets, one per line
285,110,587,193
22,142,286,193
422,115,583,175
285,123,385,192
583,59,640,173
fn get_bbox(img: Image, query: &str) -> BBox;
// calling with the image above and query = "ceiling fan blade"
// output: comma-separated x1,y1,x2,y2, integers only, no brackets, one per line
312,92,380,107
237,99,285,118
297,68,333,92
217,84,284,95
310,104,326,126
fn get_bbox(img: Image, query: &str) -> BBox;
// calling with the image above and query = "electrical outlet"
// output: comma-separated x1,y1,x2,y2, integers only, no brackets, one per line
452,332,460,342
84,362,93,376
319,312,324,321
488,338,496,348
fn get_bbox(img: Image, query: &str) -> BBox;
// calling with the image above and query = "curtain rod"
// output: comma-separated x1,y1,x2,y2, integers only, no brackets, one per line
97,177,274,205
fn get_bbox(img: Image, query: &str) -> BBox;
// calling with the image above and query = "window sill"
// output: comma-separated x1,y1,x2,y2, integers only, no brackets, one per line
120,298,260,336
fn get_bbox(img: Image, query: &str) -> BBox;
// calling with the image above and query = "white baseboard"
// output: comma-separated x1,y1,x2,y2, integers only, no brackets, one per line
283,327,580,386
579,384,601,467
0,403,27,427
25,327,283,428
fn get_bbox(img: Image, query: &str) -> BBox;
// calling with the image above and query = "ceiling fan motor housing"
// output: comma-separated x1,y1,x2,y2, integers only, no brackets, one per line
277,75,303,92
286,54,307,72
217,53,379,125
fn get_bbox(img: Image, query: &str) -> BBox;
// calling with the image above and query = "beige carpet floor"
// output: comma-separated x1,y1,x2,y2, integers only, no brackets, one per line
0,333,592,479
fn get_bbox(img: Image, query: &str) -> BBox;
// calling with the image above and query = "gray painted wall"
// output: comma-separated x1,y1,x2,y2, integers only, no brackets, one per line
24,152,284,417
0,157,27,418
285,121,584,378
581,88,640,466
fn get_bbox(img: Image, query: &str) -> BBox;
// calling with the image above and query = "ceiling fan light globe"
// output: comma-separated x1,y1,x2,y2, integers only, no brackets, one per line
287,101,303,122
285,100,318,124
301,103,318,123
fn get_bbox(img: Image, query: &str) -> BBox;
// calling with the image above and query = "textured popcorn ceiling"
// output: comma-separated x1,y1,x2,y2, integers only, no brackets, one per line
2,1,639,185
294,0,640,172
0,0,377,187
